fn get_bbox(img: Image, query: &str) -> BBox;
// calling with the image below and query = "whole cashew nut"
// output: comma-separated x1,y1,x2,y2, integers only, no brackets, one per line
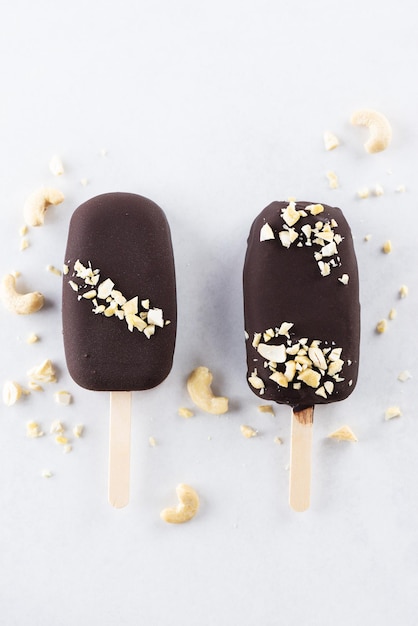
187,366,229,414
1,274,44,314
24,187,65,226
350,109,392,153
160,484,200,524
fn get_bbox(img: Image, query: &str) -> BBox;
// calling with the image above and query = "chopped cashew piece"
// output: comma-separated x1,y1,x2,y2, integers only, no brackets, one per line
54,390,72,406
73,424,84,438
240,424,258,438
323,131,339,151
160,484,199,524
26,421,44,438
27,359,57,384
328,425,358,442
398,370,412,382
178,407,194,418
24,187,64,226
385,406,402,420
258,405,274,415
326,170,339,189
49,155,64,176
3,381,23,406
350,109,392,153
399,285,409,298
376,319,387,334
41,470,53,478
187,366,228,415
1,274,44,315
26,333,39,344
382,240,392,254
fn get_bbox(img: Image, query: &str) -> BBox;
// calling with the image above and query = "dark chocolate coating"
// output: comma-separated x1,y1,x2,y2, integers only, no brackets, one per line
243,201,360,409
62,193,176,392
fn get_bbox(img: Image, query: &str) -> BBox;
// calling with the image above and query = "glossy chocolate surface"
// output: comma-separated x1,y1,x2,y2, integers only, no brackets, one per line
62,192,176,391
243,201,360,410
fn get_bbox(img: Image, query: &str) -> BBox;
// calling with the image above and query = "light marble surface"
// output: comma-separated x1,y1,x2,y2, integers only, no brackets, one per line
0,1,417,624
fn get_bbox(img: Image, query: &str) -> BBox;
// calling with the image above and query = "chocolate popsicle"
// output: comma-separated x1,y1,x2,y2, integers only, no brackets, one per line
243,200,360,510
62,192,176,507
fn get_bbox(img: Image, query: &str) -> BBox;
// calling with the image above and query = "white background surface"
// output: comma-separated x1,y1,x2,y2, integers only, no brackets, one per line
0,1,417,624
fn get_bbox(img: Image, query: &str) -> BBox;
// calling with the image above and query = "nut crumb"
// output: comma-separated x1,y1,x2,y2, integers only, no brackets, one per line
376,319,387,334
20,238,29,251
396,184,406,193
55,435,69,445
328,425,358,442
41,469,53,478
3,381,23,406
273,436,283,445
398,370,412,382
382,240,392,254
323,131,339,151
149,436,157,447
27,359,57,384
258,405,275,415
358,188,370,199
50,420,65,434
326,170,339,189
63,444,72,454
385,406,402,421
388,308,397,320
73,424,84,438
19,225,28,237
240,424,258,438
399,285,409,298
49,155,64,176
46,264,62,277
374,183,384,196
26,421,44,438
364,234,372,242
54,390,72,406
178,407,194,418
26,333,39,344
80,178,89,187
28,381,43,392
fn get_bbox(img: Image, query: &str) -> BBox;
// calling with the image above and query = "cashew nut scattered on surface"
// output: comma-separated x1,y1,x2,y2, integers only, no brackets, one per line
24,187,65,226
160,484,200,524
187,366,229,414
350,109,392,153
1,274,44,314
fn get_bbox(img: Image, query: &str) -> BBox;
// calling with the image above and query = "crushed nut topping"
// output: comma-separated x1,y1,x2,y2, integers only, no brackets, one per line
66,260,169,339
376,319,387,334
247,322,348,398
178,407,194,418
260,202,345,279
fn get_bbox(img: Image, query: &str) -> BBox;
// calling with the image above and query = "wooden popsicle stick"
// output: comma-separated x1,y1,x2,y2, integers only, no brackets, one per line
289,406,314,512
108,391,132,508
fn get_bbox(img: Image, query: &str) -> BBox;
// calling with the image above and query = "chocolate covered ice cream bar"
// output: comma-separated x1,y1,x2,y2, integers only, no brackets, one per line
243,200,360,510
